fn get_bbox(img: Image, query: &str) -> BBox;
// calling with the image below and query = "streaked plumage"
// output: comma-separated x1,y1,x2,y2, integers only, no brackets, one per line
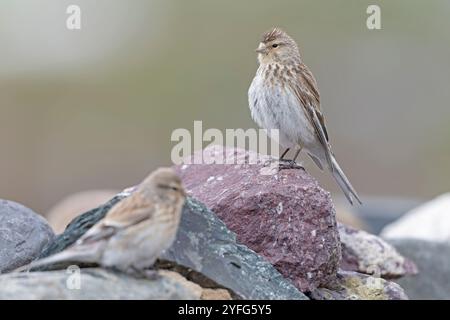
248,27,361,205
15,168,186,274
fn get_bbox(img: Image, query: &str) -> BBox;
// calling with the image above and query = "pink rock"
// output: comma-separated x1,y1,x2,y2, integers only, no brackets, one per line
175,146,341,292
338,223,418,278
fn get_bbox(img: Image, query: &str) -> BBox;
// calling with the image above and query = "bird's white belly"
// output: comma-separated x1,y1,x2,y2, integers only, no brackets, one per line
248,75,316,149
101,220,176,270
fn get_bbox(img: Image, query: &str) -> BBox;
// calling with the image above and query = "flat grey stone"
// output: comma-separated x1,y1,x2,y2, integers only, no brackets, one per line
387,239,450,299
0,199,54,273
0,268,199,300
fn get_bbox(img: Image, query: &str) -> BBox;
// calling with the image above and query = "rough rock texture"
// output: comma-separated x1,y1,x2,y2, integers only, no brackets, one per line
339,223,418,278
0,269,201,300
174,146,341,292
0,200,54,273
38,194,307,300
46,190,118,234
381,193,450,242
387,239,450,300
310,270,409,300
201,288,232,300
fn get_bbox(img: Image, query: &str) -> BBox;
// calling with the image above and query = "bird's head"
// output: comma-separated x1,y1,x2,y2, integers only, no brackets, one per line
140,167,186,202
255,27,301,65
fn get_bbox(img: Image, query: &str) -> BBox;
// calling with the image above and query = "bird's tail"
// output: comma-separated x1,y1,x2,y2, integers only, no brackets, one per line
13,248,98,273
330,154,362,205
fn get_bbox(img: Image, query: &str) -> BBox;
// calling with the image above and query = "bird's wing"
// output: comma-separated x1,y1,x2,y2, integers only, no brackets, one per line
79,192,155,244
289,63,333,169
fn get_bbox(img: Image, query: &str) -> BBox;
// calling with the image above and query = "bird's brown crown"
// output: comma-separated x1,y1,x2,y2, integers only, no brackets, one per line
261,27,289,43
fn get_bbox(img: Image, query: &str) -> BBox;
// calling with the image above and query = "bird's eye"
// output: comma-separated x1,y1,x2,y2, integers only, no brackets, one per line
272,44,279,48
157,183,179,191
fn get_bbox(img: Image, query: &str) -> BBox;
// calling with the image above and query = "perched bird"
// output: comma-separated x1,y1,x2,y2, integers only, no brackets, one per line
15,168,186,277
248,27,361,205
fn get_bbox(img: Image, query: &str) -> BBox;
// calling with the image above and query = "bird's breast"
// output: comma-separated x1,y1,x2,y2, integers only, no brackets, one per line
248,71,316,148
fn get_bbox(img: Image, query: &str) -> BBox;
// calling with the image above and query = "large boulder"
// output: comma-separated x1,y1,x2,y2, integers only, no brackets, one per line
37,193,307,300
0,268,207,300
381,194,450,242
0,200,54,273
174,145,341,292
387,239,450,300
339,223,417,278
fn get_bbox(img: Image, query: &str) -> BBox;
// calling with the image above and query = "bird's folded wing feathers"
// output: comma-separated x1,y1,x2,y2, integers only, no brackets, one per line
306,103,333,169
289,64,333,169
104,192,155,224
79,192,155,244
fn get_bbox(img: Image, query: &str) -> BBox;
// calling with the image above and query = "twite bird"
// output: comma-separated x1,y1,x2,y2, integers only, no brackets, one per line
15,168,186,276
248,27,362,205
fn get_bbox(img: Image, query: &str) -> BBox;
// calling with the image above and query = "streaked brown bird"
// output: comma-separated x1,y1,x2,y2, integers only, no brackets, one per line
15,167,186,276
248,27,361,205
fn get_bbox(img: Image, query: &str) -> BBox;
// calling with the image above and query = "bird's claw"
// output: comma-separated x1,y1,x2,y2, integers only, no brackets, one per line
278,159,304,170
143,269,161,281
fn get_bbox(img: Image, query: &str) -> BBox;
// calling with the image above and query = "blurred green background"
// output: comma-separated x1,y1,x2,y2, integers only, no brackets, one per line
1,0,449,213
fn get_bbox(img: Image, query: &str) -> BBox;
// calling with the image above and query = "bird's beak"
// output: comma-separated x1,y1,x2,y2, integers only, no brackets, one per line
255,43,267,54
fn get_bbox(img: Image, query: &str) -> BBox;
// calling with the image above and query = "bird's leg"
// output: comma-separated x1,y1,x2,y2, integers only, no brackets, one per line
125,265,161,281
292,148,302,163
279,147,304,170
280,148,290,160
263,148,290,168
142,268,161,281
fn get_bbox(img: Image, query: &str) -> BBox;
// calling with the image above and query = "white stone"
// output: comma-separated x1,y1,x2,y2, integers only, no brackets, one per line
381,193,450,242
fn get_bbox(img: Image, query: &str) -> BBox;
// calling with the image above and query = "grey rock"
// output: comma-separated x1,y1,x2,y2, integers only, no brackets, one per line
310,270,409,300
0,268,199,300
387,239,450,299
0,199,54,273
38,194,307,300
339,223,417,278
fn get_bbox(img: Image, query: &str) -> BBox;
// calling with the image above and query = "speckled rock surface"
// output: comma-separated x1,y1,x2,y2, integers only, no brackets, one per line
38,193,307,300
0,200,54,273
174,145,341,292
310,270,409,300
0,268,200,300
339,223,418,278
